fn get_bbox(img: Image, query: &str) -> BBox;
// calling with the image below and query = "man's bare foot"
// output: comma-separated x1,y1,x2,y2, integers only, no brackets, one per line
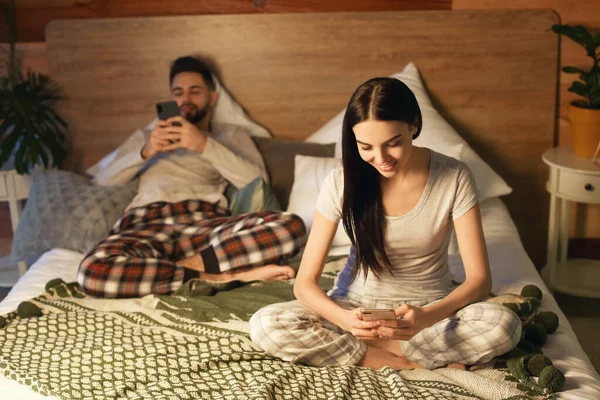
201,264,296,283
233,264,296,282
445,363,467,370
358,346,423,370
178,255,295,282
179,254,204,272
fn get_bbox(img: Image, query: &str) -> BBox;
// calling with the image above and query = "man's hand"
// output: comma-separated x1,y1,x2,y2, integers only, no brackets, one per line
141,120,178,159
161,116,209,153
141,117,209,159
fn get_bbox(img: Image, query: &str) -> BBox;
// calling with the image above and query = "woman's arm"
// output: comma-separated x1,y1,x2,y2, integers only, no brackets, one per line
294,211,379,337
420,203,492,325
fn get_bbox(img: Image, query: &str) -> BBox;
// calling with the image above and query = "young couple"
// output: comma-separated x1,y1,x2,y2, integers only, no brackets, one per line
81,55,521,370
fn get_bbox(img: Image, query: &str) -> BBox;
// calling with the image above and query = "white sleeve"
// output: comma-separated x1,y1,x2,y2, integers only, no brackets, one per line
202,127,269,189
88,126,151,186
315,168,343,223
451,164,479,221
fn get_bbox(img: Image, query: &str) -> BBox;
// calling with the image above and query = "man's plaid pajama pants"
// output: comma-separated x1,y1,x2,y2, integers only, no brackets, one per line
78,199,306,298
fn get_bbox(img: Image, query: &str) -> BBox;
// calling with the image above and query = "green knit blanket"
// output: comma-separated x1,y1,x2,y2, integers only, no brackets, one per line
0,273,551,400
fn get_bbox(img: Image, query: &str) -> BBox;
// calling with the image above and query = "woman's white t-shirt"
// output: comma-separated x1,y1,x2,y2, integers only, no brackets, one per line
316,149,478,303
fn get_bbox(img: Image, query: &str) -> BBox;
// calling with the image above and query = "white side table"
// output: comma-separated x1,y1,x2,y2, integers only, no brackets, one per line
542,147,600,298
0,168,31,286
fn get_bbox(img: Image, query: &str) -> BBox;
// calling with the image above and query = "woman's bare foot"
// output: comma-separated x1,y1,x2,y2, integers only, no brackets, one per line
358,346,423,370
445,363,467,370
367,339,404,357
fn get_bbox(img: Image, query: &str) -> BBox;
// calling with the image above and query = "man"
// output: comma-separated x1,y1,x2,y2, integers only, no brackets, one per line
78,56,306,298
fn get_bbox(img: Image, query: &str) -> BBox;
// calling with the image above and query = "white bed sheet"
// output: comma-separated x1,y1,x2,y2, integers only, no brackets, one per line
1,198,599,399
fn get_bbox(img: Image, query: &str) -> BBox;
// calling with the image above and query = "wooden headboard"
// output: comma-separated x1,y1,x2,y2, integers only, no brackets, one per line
46,10,559,268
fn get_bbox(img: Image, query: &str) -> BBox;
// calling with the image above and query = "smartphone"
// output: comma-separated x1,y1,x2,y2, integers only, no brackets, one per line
360,308,396,321
156,101,182,126
156,100,180,121
156,101,181,144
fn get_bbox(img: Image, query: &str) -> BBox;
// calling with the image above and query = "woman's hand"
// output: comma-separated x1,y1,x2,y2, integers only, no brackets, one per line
337,308,382,341
373,304,433,340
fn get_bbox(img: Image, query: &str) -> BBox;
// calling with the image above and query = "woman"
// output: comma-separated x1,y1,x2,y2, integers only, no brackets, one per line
249,77,521,370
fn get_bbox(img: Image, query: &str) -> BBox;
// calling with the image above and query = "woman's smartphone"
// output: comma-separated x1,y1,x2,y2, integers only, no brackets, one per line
360,308,396,321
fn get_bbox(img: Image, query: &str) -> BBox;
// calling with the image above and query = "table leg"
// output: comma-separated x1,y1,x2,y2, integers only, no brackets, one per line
546,169,560,291
7,185,23,235
17,261,27,277
559,199,570,263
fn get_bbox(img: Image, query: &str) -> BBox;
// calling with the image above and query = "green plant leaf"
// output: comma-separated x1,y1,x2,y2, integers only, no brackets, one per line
589,89,600,109
562,66,587,74
569,81,589,97
552,24,598,58
0,67,69,171
0,125,20,167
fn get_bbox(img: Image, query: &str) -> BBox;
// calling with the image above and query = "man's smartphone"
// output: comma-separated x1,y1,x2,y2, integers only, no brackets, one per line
360,308,397,321
156,101,181,144
156,101,181,122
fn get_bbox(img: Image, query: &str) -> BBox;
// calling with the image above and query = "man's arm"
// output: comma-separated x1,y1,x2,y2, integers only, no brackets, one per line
202,126,269,188
161,117,269,189
90,126,152,186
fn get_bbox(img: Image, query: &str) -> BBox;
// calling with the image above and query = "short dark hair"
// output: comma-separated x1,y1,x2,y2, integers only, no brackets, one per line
169,56,216,90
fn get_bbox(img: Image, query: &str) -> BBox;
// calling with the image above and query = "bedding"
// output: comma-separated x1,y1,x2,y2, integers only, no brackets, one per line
286,155,350,254
251,137,336,209
225,177,282,217
10,170,138,267
1,199,599,399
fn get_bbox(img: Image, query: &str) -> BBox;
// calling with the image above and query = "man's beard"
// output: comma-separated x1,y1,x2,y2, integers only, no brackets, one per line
181,104,209,125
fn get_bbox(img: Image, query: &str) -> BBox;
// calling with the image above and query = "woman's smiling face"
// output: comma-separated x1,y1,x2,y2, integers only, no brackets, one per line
352,119,417,178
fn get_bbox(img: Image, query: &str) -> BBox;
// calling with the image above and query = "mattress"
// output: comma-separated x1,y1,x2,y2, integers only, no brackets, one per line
1,198,599,399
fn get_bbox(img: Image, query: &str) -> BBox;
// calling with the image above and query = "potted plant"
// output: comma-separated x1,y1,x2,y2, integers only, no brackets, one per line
0,0,68,174
551,24,600,158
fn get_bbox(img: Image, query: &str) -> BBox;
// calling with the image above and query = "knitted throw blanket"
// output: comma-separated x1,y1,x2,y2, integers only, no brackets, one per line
0,274,550,400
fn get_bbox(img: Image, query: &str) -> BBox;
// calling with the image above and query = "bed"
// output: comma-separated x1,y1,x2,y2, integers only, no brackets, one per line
1,9,600,400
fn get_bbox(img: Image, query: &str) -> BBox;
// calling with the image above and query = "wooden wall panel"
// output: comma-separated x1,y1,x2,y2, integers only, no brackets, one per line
2,0,595,259
453,0,600,241
0,42,48,73
45,10,558,267
0,0,451,42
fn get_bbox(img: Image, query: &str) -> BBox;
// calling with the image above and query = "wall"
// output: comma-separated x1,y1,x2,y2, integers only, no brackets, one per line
453,0,600,239
0,0,598,256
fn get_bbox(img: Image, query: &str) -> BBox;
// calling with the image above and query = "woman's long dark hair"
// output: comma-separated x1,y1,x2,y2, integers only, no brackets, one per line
341,77,422,281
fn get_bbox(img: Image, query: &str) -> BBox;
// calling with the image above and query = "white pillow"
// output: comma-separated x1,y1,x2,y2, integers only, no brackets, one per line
212,77,270,138
304,62,512,202
87,75,270,177
286,155,352,255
